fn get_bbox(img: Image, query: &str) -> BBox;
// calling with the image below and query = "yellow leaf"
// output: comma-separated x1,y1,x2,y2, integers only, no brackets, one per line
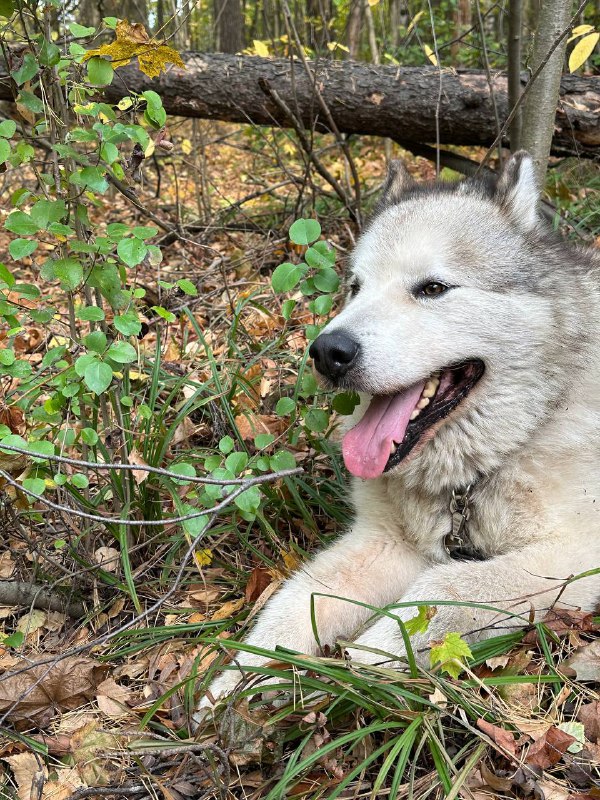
569,23,595,41
181,138,192,155
327,41,349,52
117,96,133,110
211,597,245,620
83,19,185,78
424,43,438,66
368,0,380,5
253,39,269,57
407,10,425,34
569,32,599,72
194,548,213,567
144,139,155,158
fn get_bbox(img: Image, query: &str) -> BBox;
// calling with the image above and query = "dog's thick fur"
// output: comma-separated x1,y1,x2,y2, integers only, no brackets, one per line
198,152,600,713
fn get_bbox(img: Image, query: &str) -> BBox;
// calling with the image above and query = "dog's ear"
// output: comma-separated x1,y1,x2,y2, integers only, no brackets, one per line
379,159,416,206
496,151,539,231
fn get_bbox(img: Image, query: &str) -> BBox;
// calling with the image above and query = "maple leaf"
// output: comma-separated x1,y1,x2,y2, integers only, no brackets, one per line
404,605,436,636
429,631,472,678
83,20,185,79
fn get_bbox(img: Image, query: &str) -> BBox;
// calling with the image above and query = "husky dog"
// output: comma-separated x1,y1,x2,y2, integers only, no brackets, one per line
198,152,600,714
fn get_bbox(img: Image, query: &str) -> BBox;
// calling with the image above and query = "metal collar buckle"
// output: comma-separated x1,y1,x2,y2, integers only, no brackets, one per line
444,484,482,560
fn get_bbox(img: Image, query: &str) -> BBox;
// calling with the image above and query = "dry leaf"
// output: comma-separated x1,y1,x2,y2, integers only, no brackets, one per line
562,639,600,681
83,20,185,79
0,551,15,578
70,721,120,786
16,609,46,637
94,546,120,573
128,448,150,484
476,718,518,756
245,566,272,604
0,657,107,725
525,726,575,769
4,752,47,800
211,597,245,621
96,677,132,719
578,701,600,743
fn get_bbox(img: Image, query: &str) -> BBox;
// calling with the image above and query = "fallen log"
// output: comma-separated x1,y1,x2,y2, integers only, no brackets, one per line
1,53,599,155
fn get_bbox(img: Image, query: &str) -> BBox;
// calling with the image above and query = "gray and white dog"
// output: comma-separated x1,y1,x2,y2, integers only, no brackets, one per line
198,151,600,713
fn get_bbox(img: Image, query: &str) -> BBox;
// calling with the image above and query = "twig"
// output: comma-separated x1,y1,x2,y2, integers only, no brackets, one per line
66,786,146,799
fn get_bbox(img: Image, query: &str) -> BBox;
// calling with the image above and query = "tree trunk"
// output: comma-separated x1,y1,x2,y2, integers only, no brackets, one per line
507,0,523,151
2,54,598,156
346,0,363,59
520,0,574,185
213,0,244,52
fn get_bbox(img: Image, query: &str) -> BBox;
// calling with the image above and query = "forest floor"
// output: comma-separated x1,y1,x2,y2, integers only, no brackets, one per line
1,120,600,799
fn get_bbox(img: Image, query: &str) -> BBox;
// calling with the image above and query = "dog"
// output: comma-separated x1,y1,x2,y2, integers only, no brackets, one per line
197,151,600,717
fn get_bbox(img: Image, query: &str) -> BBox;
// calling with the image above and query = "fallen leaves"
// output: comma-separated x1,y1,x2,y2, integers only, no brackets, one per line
525,726,576,769
0,657,107,726
562,639,600,681
476,718,518,757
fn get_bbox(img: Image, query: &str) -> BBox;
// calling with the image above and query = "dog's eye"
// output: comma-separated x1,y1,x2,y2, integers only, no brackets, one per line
416,281,450,298
348,279,361,298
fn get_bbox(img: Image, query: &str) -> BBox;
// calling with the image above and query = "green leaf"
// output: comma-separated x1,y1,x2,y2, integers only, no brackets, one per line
151,305,176,323
84,330,107,353
31,199,67,229
225,451,248,475
404,605,435,636
38,37,61,67
272,262,307,293
87,56,114,87
281,299,296,320
430,632,472,679
83,360,113,394
132,226,158,240
269,450,296,471
106,341,137,363
168,462,196,482
254,433,274,449
0,264,15,287
219,435,235,454
100,141,119,164
5,211,39,236
69,22,96,37
71,473,89,489
0,139,10,166
313,268,340,293
70,166,109,194
106,222,130,240
0,120,16,139
275,397,296,416
75,354,98,377
0,0,15,17
304,407,329,433
3,631,24,648
177,279,198,296
310,294,333,316
117,237,147,267
76,305,105,322
289,218,321,246
332,391,360,415
23,477,46,495
81,427,99,445
16,90,44,115
103,16,118,28
9,239,37,260
234,485,261,514
305,242,335,269
0,348,15,366
41,257,83,291
12,54,38,85
114,311,141,337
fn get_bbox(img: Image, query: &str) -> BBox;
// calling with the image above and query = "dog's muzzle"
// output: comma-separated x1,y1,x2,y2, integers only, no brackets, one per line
309,331,360,383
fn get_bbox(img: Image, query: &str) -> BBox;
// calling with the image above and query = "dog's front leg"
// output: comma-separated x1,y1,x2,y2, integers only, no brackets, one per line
196,529,426,717
347,540,600,667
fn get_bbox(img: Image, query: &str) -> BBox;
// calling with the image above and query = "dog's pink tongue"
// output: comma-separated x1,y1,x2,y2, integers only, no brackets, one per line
342,383,425,479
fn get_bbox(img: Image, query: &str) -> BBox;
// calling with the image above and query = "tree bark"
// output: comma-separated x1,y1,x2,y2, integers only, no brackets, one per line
520,0,574,184
1,54,598,155
507,0,523,151
213,0,244,52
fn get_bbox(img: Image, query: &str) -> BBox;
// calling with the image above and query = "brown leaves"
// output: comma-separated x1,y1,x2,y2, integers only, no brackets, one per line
562,639,600,681
525,726,576,769
476,718,518,756
0,657,107,726
83,20,185,79
578,702,600,743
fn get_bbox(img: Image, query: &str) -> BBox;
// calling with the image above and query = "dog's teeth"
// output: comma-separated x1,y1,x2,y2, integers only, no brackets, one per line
410,409,420,420
416,396,430,410
422,376,440,398
390,442,397,454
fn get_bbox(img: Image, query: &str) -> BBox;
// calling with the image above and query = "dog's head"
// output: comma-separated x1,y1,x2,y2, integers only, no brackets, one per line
309,152,591,489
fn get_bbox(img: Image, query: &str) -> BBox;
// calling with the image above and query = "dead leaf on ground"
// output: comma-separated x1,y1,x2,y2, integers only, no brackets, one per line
525,726,575,769
523,608,597,645
94,546,120,573
3,751,47,800
212,597,245,621
0,657,107,726
245,566,272,604
476,718,518,756
578,701,600,743
70,721,120,786
562,639,600,681
128,447,150,484
96,677,133,720
16,609,46,637
0,550,15,578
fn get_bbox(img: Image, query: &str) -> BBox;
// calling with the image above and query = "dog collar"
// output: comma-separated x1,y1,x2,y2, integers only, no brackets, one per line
444,485,486,561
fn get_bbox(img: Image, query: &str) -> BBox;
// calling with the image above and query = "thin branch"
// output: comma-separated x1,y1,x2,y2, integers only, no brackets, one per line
0,580,86,617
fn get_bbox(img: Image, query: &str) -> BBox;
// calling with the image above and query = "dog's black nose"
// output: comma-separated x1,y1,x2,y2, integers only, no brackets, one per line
309,332,360,381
